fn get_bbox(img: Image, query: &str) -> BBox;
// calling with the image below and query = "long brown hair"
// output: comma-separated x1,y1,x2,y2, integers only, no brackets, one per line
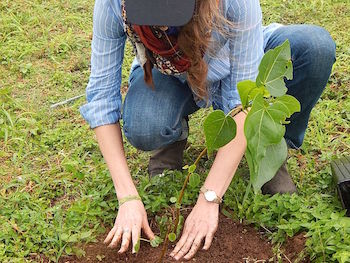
178,0,230,99
144,0,232,100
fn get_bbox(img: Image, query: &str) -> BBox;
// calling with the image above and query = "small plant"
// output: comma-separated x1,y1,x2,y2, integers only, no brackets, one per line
238,40,300,194
205,40,300,194
152,40,301,262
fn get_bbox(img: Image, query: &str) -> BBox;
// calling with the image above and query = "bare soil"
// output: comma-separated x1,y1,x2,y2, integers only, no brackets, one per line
282,233,308,262
59,213,308,263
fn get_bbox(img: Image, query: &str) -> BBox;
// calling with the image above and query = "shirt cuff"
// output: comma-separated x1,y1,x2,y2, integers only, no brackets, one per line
226,98,242,113
79,97,122,129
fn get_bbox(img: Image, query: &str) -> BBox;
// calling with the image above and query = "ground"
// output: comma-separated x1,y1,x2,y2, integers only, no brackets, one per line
0,0,349,262
59,215,306,263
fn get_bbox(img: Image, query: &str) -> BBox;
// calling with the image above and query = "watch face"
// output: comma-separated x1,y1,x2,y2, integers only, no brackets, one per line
205,191,216,202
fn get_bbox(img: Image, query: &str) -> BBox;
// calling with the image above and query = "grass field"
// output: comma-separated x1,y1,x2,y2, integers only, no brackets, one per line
1,0,350,262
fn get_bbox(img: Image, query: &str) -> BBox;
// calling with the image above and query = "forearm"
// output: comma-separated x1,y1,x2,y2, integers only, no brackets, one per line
202,111,247,198
94,123,138,199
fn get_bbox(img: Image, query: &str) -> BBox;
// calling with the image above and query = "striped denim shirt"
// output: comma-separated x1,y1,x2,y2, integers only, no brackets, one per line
80,0,282,129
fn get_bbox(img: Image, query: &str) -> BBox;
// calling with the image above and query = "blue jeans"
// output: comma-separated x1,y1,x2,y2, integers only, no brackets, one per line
122,25,336,151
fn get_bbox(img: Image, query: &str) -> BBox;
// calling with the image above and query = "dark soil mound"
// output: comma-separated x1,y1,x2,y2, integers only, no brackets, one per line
60,214,290,263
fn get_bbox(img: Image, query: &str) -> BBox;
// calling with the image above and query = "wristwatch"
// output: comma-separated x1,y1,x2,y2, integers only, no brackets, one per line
200,186,222,204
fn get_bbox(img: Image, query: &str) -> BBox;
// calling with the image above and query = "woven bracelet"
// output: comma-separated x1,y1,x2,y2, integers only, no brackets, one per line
230,105,248,117
119,195,142,206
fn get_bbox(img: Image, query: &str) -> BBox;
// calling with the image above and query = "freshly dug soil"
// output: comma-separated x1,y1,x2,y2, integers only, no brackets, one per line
282,233,308,262
59,213,300,263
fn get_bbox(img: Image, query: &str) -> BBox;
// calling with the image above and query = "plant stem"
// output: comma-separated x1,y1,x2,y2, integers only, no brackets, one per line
173,148,207,233
158,224,171,263
158,148,208,263
139,238,150,243
194,148,208,167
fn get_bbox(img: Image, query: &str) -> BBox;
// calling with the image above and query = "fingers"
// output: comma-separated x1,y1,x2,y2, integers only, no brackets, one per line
106,216,152,254
170,219,193,256
108,227,123,248
142,218,155,240
106,225,142,253
184,233,205,260
104,226,117,244
170,231,189,257
172,231,197,260
203,232,214,250
171,218,217,260
118,229,131,253
132,224,141,253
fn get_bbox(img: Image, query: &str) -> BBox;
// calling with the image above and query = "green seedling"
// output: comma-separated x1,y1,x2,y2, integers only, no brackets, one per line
150,236,163,247
138,235,163,250
158,40,300,262
205,40,300,194
139,236,163,246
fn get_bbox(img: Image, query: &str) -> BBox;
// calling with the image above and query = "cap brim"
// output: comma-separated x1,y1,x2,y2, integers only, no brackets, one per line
125,0,196,26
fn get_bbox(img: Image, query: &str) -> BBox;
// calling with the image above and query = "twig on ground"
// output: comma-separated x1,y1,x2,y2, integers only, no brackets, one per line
50,94,84,109
259,224,273,234
283,252,293,263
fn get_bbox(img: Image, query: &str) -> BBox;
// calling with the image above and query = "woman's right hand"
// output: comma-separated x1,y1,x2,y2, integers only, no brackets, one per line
103,199,155,253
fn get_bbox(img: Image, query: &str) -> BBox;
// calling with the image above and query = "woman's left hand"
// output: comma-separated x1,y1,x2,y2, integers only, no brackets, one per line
170,195,219,261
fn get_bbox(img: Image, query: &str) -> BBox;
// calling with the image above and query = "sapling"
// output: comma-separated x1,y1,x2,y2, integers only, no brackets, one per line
135,40,300,262
205,40,300,196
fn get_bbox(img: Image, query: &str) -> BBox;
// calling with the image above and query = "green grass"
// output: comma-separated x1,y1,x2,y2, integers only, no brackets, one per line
1,0,349,262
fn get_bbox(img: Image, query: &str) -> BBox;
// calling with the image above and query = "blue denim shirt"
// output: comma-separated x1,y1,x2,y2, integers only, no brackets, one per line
80,0,282,129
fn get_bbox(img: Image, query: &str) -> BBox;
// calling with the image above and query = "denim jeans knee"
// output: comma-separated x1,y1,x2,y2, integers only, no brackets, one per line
123,116,184,151
265,24,336,148
122,67,198,151
299,25,336,79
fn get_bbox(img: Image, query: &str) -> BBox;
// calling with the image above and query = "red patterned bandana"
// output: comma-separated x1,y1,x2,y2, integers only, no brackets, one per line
121,0,191,75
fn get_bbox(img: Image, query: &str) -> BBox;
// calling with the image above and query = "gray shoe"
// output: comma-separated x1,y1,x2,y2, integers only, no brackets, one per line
261,160,297,195
148,138,187,177
148,118,189,177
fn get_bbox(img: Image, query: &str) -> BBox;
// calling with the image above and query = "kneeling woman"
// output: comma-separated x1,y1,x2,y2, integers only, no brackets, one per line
80,0,335,260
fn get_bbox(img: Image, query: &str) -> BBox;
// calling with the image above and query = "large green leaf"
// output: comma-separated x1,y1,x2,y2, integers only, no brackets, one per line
204,110,237,154
244,94,300,161
244,93,300,192
256,40,293,97
244,94,285,162
250,138,288,193
269,95,301,118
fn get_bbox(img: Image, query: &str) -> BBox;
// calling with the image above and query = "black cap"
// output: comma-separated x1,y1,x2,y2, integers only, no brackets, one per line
124,0,196,26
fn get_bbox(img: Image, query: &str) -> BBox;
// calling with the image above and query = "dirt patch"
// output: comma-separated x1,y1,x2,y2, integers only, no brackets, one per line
282,233,309,263
60,214,278,263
